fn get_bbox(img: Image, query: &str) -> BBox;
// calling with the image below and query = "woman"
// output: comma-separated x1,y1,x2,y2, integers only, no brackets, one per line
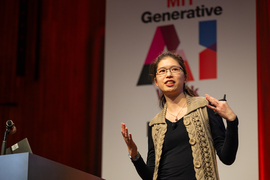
121,52,238,180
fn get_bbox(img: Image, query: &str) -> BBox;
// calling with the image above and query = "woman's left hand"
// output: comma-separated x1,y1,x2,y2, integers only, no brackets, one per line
205,94,236,121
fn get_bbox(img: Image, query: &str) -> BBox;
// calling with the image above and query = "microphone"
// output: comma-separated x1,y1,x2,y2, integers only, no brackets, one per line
6,120,16,135
1,120,16,155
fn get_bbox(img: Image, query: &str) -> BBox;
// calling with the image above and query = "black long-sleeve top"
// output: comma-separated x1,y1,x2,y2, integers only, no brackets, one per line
131,107,239,180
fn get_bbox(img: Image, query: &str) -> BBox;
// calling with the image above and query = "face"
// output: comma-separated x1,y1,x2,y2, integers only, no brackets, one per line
154,57,186,96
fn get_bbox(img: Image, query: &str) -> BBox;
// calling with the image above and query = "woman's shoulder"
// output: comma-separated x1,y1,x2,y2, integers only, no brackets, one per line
149,108,166,126
186,95,208,114
187,95,208,105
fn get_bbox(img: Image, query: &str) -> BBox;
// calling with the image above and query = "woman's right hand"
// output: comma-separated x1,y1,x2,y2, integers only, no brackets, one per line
121,123,138,158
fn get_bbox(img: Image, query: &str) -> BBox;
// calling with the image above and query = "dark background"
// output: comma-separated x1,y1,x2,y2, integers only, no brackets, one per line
0,0,105,177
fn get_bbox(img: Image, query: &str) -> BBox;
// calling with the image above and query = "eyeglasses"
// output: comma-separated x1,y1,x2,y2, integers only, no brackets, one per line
156,66,183,75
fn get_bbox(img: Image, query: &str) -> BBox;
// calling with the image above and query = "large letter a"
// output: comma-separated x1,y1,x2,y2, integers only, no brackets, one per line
137,25,180,85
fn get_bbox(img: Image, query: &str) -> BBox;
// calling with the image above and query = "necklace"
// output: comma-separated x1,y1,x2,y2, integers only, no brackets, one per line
167,102,187,121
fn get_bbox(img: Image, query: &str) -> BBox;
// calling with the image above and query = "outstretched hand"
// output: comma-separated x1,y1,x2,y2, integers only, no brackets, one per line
205,94,236,121
121,123,138,158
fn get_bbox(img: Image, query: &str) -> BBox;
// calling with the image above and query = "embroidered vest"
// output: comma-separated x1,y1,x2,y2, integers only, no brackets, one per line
149,95,220,180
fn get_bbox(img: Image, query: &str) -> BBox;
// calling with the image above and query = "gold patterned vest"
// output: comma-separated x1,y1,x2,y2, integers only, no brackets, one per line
149,95,220,180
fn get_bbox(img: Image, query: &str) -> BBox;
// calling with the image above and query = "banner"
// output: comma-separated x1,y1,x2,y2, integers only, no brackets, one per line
103,0,257,179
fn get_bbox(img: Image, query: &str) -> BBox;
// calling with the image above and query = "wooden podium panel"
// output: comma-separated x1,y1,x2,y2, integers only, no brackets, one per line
0,153,104,180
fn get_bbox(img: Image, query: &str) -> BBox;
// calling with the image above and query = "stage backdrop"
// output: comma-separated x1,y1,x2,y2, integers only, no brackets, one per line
103,0,257,179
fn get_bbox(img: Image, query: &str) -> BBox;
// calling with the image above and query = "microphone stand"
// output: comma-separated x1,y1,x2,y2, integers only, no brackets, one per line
1,129,9,155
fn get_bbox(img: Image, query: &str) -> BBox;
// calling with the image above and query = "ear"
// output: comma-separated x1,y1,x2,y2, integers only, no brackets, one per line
184,76,187,83
154,78,159,87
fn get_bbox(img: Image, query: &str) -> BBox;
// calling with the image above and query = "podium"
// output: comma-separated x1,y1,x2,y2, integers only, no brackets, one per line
0,153,104,180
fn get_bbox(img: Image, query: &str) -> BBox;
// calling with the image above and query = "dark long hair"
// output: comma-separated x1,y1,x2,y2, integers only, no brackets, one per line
149,52,196,108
